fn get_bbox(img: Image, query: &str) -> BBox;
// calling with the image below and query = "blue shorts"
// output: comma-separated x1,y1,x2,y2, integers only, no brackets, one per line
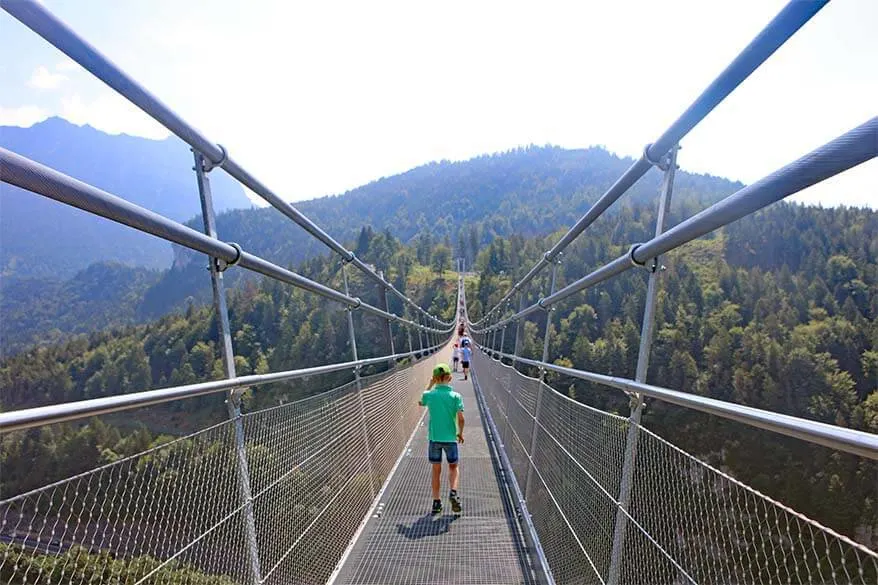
428,441,459,464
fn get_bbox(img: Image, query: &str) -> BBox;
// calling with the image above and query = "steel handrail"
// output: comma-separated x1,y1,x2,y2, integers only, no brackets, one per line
0,148,454,334
0,0,451,328
477,346,878,460
473,117,878,333
0,341,448,434
472,0,829,326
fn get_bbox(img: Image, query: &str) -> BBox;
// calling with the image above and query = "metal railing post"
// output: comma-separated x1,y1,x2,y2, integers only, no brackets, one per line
499,326,507,361
523,259,560,498
404,307,414,356
377,273,395,368
511,293,526,368
416,313,424,355
192,151,262,585
341,262,378,496
607,145,678,585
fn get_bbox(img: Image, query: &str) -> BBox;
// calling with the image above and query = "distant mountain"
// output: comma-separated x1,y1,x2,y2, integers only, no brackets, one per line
156,146,744,310
0,117,252,279
0,262,160,355
184,146,740,270
2,143,745,349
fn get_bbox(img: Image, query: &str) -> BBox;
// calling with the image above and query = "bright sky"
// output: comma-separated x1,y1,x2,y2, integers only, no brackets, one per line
1,0,875,208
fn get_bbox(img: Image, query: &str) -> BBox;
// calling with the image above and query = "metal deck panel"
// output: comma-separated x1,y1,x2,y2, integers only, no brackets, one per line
333,373,537,585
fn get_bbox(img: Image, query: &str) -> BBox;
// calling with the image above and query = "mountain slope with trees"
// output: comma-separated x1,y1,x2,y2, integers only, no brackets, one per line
176,145,742,272
2,140,743,352
0,118,251,279
467,201,877,548
1,229,458,496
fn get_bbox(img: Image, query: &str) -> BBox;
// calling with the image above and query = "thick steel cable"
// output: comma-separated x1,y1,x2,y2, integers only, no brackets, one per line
0,148,453,337
0,0,450,328
472,349,878,584
472,0,829,327
475,117,878,334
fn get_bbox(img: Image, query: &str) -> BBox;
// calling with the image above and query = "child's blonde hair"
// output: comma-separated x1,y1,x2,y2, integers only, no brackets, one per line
431,372,453,386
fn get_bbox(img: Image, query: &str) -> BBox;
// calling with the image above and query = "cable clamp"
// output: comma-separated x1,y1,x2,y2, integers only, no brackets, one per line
537,298,550,312
628,243,648,269
343,252,356,265
348,297,362,311
544,250,562,264
629,243,662,273
643,143,670,171
202,144,228,173
216,242,242,272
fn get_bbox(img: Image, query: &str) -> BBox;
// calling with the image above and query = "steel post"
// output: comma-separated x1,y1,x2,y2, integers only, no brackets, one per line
607,146,678,585
539,261,559,380
523,260,560,498
499,326,507,361
193,151,262,585
404,307,414,356
511,293,526,368
416,314,424,355
380,281,396,368
342,262,378,496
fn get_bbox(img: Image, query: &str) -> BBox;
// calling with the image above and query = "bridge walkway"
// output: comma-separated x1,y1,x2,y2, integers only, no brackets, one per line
332,369,537,585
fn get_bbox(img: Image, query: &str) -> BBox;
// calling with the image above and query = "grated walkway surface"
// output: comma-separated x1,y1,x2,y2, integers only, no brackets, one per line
332,370,537,585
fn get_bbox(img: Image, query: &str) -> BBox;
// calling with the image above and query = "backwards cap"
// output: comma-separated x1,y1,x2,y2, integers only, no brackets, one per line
433,363,451,377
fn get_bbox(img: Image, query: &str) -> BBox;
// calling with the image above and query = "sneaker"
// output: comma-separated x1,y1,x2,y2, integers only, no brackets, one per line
450,491,462,514
431,499,442,515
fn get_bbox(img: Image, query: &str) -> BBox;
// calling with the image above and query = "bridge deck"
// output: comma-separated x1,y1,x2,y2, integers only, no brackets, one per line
332,369,537,585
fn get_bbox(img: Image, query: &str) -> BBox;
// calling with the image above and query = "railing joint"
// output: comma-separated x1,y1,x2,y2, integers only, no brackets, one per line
627,243,647,269
202,143,228,172
215,242,243,272
643,142,670,171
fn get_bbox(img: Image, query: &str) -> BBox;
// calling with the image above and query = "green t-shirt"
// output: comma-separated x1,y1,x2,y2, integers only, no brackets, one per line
420,384,464,443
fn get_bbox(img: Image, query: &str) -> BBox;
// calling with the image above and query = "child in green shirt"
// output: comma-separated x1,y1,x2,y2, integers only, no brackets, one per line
419,363,465,515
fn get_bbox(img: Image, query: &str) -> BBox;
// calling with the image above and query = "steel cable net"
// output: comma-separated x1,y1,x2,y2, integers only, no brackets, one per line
0,356,438,585
472,350,878,585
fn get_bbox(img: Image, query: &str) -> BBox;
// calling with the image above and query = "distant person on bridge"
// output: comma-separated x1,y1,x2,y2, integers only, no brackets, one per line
459,339,472,380
420,363,464,515
452,343,460,372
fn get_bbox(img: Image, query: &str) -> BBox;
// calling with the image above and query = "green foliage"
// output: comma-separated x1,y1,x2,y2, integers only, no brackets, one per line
0,543,237,584
0,231,457,499
0,263,161,356
470,201,878,543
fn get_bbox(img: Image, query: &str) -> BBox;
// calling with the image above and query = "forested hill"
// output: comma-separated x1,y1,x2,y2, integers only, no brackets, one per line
467,201,877,546
1,231,459,498
0,118,251,279
179,146,742,273
0,142,741,354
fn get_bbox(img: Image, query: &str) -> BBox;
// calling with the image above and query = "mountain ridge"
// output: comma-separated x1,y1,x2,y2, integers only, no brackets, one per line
0,117,252,278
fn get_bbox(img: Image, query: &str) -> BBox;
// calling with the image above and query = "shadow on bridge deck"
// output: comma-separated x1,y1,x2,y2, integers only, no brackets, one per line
331,369,538,585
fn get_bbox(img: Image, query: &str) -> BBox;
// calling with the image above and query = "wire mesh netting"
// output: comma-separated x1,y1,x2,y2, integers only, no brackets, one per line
0,355,437,585
472,349,878,585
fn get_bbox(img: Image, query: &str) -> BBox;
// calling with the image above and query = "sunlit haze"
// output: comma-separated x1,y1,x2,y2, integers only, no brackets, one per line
1,0,875,208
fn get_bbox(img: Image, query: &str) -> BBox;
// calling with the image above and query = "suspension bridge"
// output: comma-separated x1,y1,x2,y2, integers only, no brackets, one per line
1,0,877,583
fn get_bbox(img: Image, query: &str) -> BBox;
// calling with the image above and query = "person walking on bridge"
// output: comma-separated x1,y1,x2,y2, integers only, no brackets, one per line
420,363,464,515
459,339,472,381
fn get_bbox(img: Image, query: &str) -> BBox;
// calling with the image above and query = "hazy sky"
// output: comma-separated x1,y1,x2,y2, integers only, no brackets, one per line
1,0,875,208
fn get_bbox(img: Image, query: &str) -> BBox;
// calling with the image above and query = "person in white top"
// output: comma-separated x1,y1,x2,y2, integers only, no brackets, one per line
452,343,460,372
460,340,473,380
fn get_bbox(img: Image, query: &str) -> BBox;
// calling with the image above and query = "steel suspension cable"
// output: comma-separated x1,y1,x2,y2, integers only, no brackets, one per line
0,0,451,328
472,0,829,327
